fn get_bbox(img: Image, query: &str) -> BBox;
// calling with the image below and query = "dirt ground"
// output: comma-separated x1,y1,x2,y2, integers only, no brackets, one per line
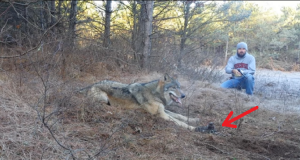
0,69,300,160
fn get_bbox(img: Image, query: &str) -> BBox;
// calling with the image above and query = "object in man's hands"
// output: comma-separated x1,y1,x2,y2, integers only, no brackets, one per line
233,69,242,77
237,69,244,76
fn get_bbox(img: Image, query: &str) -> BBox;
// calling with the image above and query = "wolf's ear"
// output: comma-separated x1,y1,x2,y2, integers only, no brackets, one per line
164,73,171,82
164,73,177,81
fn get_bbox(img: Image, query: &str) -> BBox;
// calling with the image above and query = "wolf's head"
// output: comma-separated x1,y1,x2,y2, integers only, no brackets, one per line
158,74,186,106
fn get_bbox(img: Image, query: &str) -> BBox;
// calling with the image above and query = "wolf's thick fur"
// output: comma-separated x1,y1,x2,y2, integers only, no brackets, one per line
80,74,200,131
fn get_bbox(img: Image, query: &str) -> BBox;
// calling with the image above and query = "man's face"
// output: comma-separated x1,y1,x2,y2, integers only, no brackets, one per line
237,48,246,56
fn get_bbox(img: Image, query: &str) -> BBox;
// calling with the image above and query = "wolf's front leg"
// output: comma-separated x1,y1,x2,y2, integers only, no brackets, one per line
164,110,200,123
156,104,196,131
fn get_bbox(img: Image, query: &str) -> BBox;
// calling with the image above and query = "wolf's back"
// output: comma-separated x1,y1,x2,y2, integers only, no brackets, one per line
79,80,126,93
79,80,134,99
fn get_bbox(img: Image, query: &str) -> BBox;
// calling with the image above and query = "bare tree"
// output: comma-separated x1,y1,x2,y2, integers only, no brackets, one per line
134,1,154,69
176,1,251,69
134,1,146,64
68,0,78,48
131,0,138,53
57,0,63,34
103,0,112,47
48,1,56,27
142,1,154,69
178,1,191,69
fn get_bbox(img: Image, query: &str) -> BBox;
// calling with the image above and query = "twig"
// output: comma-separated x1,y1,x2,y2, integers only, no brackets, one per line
17,8,76,158
43,122,76,160
30,55,76,160
0,7,65,59
103,56,140,67
8,1,43,30
251,153,271,160
0,3,12,17
261,131,276,138
0,18,12,36
89,122,127,159
201,142,229,154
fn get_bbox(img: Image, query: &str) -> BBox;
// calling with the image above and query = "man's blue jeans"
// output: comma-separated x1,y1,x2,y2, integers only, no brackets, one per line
221,74,255,95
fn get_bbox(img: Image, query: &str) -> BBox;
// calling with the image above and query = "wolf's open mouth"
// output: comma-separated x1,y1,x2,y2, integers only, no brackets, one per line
169,93,182,104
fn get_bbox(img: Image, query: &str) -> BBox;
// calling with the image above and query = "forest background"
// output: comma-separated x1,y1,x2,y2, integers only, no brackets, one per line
1,0,300,73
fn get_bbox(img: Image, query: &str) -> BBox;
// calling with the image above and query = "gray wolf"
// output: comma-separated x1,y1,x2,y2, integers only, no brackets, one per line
79,74,201,131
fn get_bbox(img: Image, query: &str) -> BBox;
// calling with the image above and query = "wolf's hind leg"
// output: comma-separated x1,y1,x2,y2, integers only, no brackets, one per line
165,110,200,123
88,87,110,104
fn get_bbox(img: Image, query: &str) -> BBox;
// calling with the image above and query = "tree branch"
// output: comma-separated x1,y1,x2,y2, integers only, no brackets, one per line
0,13,64,59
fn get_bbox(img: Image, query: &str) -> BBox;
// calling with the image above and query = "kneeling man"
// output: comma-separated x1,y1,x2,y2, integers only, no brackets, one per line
221,42,256,95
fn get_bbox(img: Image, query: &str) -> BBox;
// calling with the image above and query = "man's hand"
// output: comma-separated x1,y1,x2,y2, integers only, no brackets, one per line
232,69,242,77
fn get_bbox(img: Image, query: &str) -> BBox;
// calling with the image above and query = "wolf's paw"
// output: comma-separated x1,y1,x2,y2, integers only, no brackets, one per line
195,122,215,133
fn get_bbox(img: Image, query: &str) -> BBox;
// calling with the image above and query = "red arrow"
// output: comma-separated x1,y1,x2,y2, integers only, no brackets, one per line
222,106,259,128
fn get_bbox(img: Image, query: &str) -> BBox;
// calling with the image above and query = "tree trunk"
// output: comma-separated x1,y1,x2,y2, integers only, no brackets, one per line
40,1,45,31
131,0,138,58
135,1,146,68
40,1,45,51
49,1,56,27
57,0,63,34
68,0,78,48
179,38,187,68
178,2,191,69
135,1,146,64
103,0,112,47
224,36,229,66
141,1,154,69
24,4,29,43
213,45,215,53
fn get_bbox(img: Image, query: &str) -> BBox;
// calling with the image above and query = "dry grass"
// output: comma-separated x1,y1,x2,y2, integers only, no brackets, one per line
1,65,300,160
257,57,300,72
